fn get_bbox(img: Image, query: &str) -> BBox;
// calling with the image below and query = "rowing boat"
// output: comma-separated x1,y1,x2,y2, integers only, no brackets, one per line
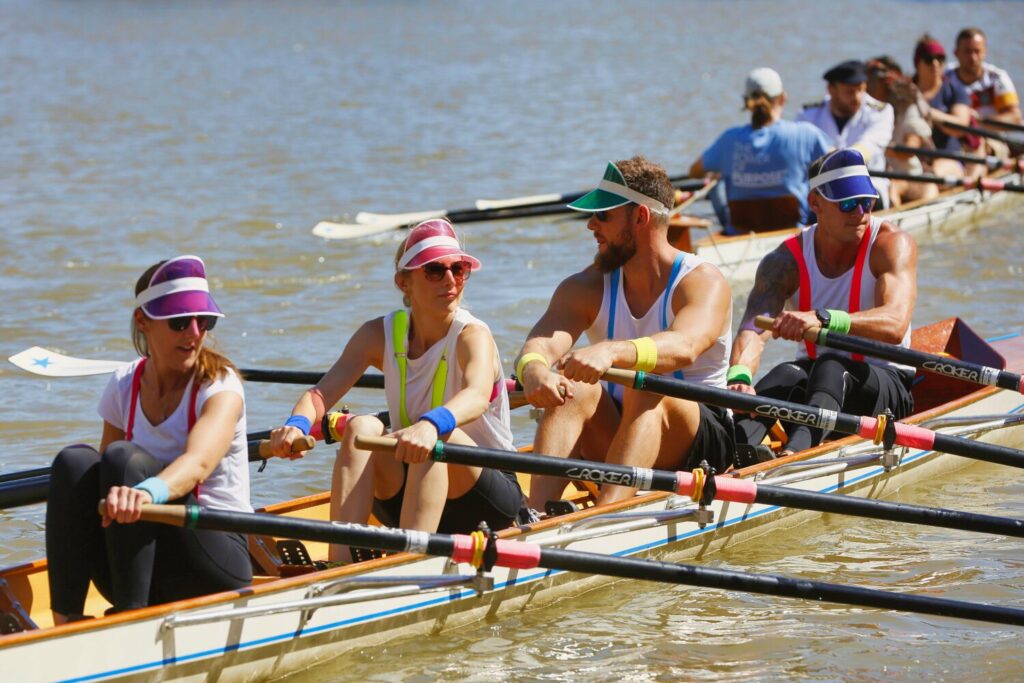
1,318,1022,682
672,170,1024,282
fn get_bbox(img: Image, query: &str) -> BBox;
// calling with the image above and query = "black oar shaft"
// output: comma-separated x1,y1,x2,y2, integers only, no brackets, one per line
871,170,1024,192
0,466,51,485
354,436,1024,540
240,368,385,389
607,369,1024,470
816,329,1023,393
753,316,1024,396
755,484,1024,538
148,504,1024,627
536,546,1024,626
0,475,48,509
888,144,1017,171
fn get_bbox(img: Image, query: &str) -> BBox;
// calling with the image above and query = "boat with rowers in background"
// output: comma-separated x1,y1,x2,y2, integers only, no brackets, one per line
669,170,1024,282
1,317,1023,682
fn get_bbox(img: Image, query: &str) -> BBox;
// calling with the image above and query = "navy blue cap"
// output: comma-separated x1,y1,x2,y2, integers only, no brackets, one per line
809,149,878,201
824,60,867,85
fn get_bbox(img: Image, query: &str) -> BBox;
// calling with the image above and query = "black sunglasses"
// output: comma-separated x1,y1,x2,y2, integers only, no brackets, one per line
421,261,472,282
167,315,218,332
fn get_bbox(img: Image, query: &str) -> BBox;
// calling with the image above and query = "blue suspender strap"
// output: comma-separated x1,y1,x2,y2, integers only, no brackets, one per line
607,269,621,402
661,254,685,380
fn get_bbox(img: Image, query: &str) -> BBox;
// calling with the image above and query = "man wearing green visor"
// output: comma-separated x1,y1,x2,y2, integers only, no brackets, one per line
515,155,735,512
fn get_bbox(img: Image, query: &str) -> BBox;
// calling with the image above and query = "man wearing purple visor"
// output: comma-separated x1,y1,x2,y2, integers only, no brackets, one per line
727,148,918,462
46,255,252,621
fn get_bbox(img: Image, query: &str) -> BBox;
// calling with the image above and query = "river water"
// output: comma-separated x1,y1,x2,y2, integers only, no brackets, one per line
2,0,1023,679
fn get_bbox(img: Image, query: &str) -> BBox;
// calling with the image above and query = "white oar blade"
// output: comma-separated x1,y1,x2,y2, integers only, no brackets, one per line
8,347,128,377
474,194,563,211
354,209,446,226
312,220,408,240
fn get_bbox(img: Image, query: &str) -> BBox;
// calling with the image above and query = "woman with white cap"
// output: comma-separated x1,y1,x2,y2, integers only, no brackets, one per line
46,256,252,621
270,219,522,562
690,67,832,233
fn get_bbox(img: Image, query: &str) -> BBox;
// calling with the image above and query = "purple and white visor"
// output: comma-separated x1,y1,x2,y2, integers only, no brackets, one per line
135,255,224,320
809,148,878,201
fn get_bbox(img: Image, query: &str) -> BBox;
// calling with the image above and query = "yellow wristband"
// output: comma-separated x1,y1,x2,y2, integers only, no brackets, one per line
516,352,549,380
629,337,658,372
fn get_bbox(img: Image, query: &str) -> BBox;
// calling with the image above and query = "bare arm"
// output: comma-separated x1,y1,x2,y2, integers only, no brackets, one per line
657,263,731,370
854,224,917,343
517,269,602,407
730,245,800,375
689,158,705,178
269,318,384,457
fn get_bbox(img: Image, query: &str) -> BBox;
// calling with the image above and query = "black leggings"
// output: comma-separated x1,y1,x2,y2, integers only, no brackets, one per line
734,354,915,453
46,441,252,615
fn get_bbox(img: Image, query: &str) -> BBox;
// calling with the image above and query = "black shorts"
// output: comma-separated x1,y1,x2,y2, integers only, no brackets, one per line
689,403,736,473
373,466,523,535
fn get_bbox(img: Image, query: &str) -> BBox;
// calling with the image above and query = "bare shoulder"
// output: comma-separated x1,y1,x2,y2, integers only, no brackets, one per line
753,242,800,294
872,222,918,270
551,265,604,312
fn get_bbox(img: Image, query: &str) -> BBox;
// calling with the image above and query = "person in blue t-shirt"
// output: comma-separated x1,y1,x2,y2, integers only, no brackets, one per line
690,67,832,233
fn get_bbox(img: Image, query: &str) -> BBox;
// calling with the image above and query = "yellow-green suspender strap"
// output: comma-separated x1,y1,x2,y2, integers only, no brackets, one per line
393,309,448,428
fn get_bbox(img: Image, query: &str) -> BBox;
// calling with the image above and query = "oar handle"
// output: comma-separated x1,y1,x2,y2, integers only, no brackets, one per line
96,501,188,527
754,315,819,342
356,435,397,451
257,435,316,459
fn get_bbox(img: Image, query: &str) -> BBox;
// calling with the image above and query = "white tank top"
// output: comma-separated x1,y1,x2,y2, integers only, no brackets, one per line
383,308,514,451
785,216,913,373
586,252,731,401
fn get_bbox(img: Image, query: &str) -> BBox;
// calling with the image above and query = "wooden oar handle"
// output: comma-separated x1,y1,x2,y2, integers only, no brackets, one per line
754,315,819,342
355,435,397,451
257,435,315,458
96,501,187,527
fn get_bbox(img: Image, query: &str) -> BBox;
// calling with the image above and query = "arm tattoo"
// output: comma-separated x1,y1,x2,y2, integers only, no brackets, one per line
739,247,799,327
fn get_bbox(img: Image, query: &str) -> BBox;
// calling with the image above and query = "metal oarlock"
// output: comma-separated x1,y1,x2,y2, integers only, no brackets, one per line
694,460,716,529
879,409,902,471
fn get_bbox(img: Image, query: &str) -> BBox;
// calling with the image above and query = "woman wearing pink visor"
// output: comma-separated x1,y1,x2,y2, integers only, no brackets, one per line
46,255,251,621
271,219,523,563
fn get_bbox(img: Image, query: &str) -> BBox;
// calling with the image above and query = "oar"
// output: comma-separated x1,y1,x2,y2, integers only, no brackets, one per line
357,435,1024,539
940,120,1022,146
888,144,1024,173
754,316,1024,395
980,117,1024,135
0,435,318,511
602,369,1024,470
870,170,1024,193
132,502,1024,626
312,177,712,241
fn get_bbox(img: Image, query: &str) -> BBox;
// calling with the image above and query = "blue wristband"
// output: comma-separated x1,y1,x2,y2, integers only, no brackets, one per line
134,476,170,505
284,415,312,436
419,407,457,436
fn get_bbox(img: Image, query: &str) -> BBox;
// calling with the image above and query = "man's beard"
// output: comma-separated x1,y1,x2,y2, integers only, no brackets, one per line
594,231,637,272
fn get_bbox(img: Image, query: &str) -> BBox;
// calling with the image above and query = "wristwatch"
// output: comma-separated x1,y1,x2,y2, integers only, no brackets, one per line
815,309,831,328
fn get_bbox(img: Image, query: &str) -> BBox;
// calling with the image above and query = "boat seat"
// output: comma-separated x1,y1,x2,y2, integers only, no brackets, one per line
728,196,801,233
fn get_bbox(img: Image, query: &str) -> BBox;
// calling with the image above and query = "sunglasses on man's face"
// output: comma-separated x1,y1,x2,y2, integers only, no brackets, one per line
167,315,218,332
421,261,473,282
921,54,946,64
836,197,876,214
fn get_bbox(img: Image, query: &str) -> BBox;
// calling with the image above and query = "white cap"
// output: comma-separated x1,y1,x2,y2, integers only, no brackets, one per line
744,67,783,98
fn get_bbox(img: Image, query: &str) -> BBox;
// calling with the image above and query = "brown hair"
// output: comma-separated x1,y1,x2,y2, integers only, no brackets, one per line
131,260,238,386
955,27,985,47
614,155,674,222
746,93,775,129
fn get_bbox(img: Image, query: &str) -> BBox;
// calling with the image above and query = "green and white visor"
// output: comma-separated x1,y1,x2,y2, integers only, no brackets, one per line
567,162,668,213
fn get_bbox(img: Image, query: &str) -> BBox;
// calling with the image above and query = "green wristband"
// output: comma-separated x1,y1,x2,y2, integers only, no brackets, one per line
826,309,851,334
727,364,753,385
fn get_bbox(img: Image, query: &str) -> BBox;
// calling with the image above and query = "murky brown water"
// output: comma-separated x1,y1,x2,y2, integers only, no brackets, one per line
2,0,1023,679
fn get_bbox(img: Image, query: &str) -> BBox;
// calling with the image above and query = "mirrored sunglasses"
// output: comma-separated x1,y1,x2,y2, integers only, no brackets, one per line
421,261,473,282
167,315,218,332
836,197,876,213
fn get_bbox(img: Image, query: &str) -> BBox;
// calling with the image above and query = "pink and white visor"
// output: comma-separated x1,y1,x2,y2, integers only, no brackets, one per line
135,255,224,320
397,219,482,271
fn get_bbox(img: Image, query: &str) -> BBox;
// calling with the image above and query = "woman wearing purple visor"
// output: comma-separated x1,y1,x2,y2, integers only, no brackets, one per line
46,255,252,622
270,219,523,563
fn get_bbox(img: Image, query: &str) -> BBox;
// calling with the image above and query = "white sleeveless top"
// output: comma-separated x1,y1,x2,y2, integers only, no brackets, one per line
786,216,913,373
586,252,732,401
97,360,252,513
382,308,514,451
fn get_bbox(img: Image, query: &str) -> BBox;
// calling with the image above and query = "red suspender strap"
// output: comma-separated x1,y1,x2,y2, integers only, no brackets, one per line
125,358,147,441
783,236,815,359
846,225,874,362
